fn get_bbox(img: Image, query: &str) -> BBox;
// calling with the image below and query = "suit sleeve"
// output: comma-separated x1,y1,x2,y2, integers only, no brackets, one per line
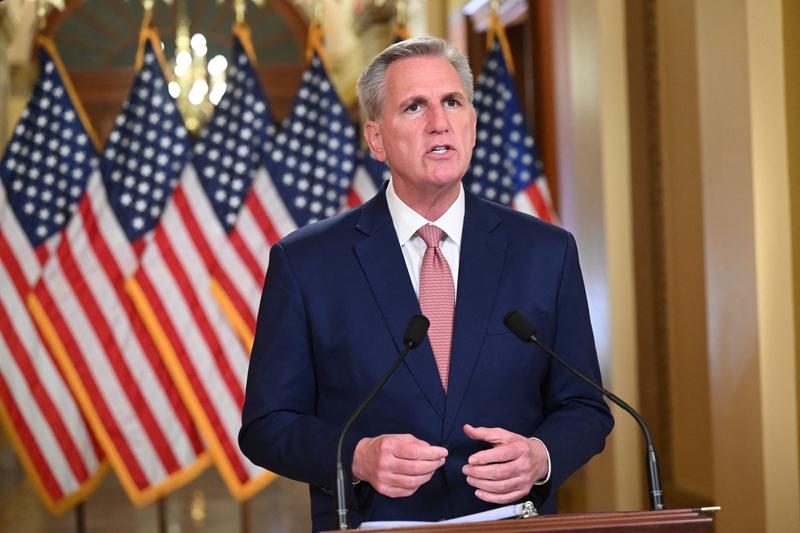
530,232,614,493
238,242,363,495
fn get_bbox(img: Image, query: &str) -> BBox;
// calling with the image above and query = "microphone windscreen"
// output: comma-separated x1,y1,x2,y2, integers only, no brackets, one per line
503,310,538,342
404,315,430,348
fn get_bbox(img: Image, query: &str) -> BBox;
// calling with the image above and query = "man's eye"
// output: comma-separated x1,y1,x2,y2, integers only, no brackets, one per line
445,98,460,108
406,103,421,112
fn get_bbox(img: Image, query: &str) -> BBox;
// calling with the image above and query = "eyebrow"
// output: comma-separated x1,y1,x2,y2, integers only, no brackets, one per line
397,91,467,111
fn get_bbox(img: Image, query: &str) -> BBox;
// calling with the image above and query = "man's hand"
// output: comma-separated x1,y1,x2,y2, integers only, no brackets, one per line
353,434,448,498
462,424,548,504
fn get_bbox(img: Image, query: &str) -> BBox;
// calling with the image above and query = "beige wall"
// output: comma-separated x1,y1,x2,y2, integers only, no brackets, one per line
656,0,714,503
784,0,800,493
552,0,642,512
553,1,800,531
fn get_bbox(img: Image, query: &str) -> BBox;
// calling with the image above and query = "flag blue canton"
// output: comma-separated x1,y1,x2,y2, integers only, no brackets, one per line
265,54,357,226
101,40,190,242
358,149,391,190
0,46,98,247
193,36,273,232
464,42,545,205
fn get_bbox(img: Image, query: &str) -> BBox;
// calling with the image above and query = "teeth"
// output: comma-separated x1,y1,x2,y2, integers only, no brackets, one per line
432,146,448,153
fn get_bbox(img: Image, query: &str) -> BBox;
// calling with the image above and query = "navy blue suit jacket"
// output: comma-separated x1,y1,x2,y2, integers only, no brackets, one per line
239,187,613,531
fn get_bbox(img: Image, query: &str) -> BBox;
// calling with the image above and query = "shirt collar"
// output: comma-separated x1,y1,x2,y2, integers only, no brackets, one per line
385,179,465,246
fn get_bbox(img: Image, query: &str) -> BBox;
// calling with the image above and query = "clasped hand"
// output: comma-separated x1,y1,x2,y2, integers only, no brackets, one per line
352,434,448,497
352,425,547,502
462,423,548,504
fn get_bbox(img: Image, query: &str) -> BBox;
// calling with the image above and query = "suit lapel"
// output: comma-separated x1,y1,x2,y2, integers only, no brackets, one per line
354,190,446,419
443,193,506,441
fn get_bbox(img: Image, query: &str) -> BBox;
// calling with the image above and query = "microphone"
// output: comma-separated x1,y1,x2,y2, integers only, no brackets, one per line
335,314,430,530
503,310,665,511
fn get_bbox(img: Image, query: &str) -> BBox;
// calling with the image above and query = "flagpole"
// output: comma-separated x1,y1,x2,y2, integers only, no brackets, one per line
240,499,250,533
75,502,85,533
158,496,167,533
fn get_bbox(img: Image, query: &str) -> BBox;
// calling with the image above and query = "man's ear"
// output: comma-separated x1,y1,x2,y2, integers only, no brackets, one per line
363,121,387,162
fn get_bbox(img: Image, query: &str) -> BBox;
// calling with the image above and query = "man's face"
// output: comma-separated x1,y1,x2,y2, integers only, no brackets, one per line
364,55,477,196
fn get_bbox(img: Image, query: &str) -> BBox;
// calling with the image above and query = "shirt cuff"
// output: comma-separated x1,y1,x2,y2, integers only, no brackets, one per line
530,437,551,485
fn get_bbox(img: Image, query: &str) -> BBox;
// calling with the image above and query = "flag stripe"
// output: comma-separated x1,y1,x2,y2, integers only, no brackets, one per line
0,302,90,482
0,369,66,500
71,182,203,461
163,187,246,405
37,240,157,489
133,255,251,484
349,166,380,207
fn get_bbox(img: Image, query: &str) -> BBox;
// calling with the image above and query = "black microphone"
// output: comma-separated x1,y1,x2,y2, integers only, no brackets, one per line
503,310,665,511
335,314,430,530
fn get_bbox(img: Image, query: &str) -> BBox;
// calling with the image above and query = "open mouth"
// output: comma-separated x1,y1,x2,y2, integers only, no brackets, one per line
430,145,452,154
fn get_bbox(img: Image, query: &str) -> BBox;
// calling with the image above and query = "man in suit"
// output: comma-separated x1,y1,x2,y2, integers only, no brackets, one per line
239,37,613,531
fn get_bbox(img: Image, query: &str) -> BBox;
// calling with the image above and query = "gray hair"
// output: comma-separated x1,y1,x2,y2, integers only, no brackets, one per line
356,36,474,121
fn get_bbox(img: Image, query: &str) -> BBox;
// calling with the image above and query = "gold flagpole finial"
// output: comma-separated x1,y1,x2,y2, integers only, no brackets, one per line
485,0,515,75
396,0,407,27
216,0,265,26
391,0,410,42
34,0,65,32
313,0,324,26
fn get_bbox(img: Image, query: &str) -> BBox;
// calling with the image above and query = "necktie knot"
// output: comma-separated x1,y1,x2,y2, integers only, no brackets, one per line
417,224,444,249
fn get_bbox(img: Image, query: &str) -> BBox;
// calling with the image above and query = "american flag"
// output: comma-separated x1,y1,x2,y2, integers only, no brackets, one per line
347,149,390,208
0,38,104,513
207,50,357,346
464,40,557,222
127,30,275,499
265,53,357,227
28,34,209,505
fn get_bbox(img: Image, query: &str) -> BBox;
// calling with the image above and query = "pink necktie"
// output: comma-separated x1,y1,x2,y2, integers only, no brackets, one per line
417,224,455,392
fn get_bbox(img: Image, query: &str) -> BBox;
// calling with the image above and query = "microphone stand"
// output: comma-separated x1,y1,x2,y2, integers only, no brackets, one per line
335,315,429,530
504,311,664,510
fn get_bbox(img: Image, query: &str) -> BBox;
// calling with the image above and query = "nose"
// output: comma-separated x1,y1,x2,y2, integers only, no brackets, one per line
426,104,450,134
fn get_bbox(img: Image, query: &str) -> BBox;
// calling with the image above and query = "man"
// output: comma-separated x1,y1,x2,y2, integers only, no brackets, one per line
239,37,613,531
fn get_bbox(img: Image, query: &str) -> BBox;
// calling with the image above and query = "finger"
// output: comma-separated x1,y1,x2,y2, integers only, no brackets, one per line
379,471,438,491
473,488,530,505
389,456,447,476
462,459,519,481
463,424,513,444
371,469,439,498
392,442,449,461
465,474,529,494
467,442,526,465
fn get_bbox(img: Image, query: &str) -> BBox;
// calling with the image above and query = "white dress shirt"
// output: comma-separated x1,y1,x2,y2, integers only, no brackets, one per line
385,179,464,297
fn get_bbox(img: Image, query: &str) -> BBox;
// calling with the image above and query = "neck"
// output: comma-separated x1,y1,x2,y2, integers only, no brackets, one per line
393,181,461,222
